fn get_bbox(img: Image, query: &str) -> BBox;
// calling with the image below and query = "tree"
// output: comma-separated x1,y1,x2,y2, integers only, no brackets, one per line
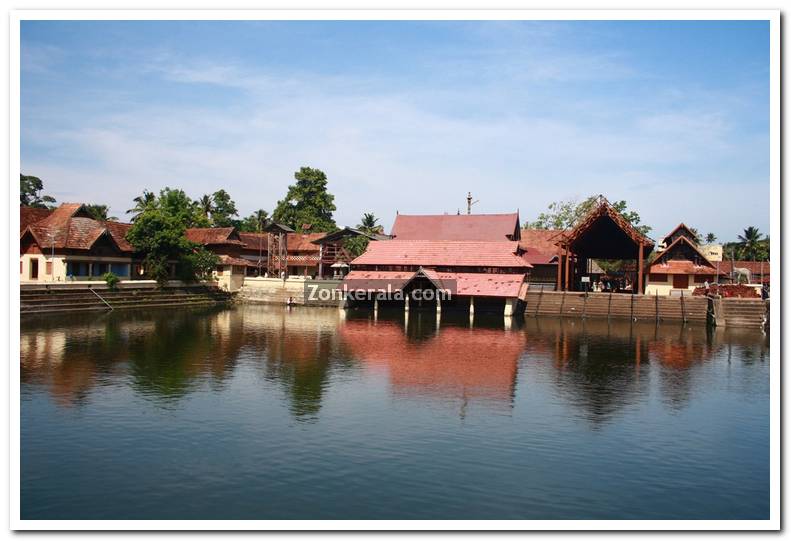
239,209,269,233
687,227,702,245
20,174,56,208
272,167,337,232
178,246,220,282
705,232,717,244
157,187,209,228
738,226,764,261
126,209,193,285
526,195,651,235
345,212,384,257
198,194,214,221
84,204,118,222
210,189,238,227
127,190,157,221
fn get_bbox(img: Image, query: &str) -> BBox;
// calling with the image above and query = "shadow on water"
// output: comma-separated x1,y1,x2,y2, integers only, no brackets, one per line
20,305,770,520
21,306,767,420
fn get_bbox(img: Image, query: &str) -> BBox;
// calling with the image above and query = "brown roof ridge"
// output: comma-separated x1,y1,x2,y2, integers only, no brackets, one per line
653,235,715,268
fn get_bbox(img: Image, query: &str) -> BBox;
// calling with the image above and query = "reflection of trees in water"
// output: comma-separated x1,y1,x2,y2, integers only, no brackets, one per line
524,318,651,425
523,317,769,422
20,306,240,407
21,306,769,419
240,306,355,422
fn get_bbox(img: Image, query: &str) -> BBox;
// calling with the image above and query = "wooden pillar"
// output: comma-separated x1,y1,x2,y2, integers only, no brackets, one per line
556,245,562,291
564,247,571,291
637,245,644,294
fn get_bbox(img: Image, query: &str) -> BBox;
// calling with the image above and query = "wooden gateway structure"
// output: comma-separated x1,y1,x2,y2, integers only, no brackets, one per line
556,196,654,294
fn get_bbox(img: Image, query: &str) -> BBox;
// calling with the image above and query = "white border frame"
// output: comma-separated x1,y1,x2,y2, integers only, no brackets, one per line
9,9,781,531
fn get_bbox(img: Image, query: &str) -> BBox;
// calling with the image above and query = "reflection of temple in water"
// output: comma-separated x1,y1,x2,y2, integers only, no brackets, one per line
21,306,768,422
340,313,526,413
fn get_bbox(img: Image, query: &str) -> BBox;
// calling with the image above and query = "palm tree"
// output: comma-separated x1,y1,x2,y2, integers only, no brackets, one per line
705,232,717,244
252,209,268,232
126,190,157,221
358,213,383,234
198,194,214,220
738,226,763,261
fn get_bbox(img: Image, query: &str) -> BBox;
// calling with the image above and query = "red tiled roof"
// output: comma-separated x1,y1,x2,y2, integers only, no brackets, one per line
20,206,52,232
22,203,134,252
390,213,520,241
651,235,716,270
519,229,564,255
520,247,557,265
351,240,531,268
717,261,770,275
343,270,526,298
217,255,253,266
661,223,697,244
238,232,322,252
286,233,324,252
185,227,243,246
648,261,725,275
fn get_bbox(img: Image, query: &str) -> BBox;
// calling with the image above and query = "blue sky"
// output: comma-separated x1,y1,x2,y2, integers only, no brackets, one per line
21,20,769,240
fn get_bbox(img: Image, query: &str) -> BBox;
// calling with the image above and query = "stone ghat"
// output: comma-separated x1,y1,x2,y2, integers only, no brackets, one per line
524,290,710,325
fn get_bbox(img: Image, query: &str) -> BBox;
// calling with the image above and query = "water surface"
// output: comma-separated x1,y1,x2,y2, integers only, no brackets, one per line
21,305,769,520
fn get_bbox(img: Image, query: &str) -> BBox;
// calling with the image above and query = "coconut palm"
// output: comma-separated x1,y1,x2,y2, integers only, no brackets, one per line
198,194,214,220
738,226,763,261
126,190,157,221
705,232,717,244
357,213,383,235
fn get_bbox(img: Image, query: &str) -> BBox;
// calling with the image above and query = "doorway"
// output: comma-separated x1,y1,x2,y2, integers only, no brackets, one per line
672,274,689,289
30,259,39,280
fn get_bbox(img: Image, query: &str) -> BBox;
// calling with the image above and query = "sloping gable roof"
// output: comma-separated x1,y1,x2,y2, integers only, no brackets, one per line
649,235,716,272
20,206,52,232
661,223,698,245
351,240,531,268
390,213,521,241
184,227,244,246
23,209,134,253
519,229,564,256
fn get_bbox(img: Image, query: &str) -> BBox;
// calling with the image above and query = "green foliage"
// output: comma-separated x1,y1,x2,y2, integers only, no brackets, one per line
527,195,651,235
84,204,117,221
705,232,717,244
272,167,337,232
722,227,769,262
178,246,220,282
158,187,210,228
126,209,194,286
20,174,56,208
210,189,238,227
239,209,269,232
344,212,384,258
126,190,157,221
102,272,120,290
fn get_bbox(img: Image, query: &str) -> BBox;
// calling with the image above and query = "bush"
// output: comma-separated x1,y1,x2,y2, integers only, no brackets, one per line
102,272,120,290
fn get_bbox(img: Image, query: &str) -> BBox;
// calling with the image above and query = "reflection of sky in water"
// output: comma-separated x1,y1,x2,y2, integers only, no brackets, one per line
20,306,769,520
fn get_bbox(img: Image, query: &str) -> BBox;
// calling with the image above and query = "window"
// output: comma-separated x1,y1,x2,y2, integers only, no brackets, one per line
45,261,52,275
66,261,90,277
92,263,109,276
110,263,129,276
649,273,667,282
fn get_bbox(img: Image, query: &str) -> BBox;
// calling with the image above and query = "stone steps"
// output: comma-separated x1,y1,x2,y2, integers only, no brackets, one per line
20,285,232,315
524,291,708,322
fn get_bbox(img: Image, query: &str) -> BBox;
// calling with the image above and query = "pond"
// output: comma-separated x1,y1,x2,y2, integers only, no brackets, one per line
20,305,769,520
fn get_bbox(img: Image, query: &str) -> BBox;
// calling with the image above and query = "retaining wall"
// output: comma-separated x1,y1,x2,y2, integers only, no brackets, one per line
524,290,708,324
238,277,343,307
